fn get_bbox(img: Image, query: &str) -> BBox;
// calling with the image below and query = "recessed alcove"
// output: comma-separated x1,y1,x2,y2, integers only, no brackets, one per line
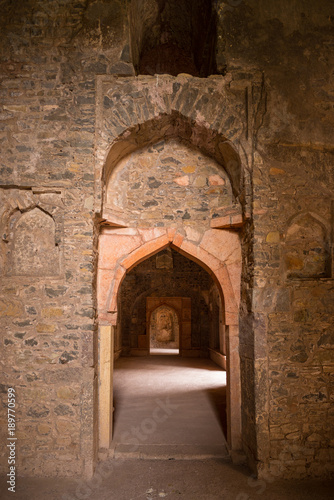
284,213,330,279
129,0,217,76
105,138,234,230
6,207,60,277
149,304,180,352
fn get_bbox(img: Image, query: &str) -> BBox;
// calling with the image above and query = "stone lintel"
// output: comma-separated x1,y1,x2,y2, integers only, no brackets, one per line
210,214,243,229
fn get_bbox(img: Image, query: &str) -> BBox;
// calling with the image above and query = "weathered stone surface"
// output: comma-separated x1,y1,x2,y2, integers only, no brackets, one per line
54,404,74,416
27,405,50,418
105,140,233,229
0,0,333,483
285,214,330,279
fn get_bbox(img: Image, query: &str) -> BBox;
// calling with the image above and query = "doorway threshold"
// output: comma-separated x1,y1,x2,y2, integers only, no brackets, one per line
150,348,180,355
109,443,230,460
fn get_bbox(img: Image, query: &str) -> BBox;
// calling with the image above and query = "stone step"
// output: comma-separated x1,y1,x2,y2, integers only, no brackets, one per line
109,443,230,461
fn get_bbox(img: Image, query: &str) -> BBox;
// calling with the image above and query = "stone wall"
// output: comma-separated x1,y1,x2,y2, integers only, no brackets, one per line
0,0,333,481
221,0,334,478
250,150,334,477
106,139,233,229
0,0,103,477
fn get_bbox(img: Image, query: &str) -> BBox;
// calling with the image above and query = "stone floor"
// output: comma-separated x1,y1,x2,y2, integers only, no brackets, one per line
1,458,333,500
1,355,333,499
111,355,228,459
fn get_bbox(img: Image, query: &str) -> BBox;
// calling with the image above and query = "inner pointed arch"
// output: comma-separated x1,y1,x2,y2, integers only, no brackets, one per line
102,111,243,202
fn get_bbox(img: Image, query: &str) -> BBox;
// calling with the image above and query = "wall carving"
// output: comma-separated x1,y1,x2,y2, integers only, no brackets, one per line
0,188,63,277
9,207,59,276
284,213,330,279
150,305,179,349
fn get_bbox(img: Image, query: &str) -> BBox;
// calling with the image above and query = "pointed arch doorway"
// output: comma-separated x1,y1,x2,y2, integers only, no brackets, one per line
98,231,242,455
96,104,245,461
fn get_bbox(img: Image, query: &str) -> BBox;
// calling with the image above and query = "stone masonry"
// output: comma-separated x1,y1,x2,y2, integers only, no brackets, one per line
0,0,333,482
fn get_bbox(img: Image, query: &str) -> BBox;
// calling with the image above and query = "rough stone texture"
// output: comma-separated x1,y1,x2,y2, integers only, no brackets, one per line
106,139,233,229
0,0,333,483
224,0,334,479
0,0,98,477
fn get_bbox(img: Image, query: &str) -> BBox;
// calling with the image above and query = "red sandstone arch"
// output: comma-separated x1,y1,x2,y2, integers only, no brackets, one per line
97,228,242,453
100,230,238,326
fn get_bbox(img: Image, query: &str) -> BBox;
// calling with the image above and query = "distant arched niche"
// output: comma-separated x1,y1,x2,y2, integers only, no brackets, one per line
284,213,329,278
8,207,60,276
150,305,179,350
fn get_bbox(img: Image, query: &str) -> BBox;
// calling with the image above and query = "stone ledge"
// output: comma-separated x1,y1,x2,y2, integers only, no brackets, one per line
210,214,243,229
210,204,246,229
208,348,226,370
110,443,230,460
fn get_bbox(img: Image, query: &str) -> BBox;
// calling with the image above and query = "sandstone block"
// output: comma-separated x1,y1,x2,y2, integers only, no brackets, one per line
266,231,280,243
42,307,63,318
36,323,56,333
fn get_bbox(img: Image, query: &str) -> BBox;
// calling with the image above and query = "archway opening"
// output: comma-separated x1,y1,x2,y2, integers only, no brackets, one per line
111,246,228,456
116,248,226,360
97,110,243,458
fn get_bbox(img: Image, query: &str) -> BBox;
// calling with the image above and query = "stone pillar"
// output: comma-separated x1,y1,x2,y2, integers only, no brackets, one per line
98,325,114,449
226,324,242,451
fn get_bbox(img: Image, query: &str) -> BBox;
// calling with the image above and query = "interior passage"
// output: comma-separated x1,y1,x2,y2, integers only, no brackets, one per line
111,355,229,459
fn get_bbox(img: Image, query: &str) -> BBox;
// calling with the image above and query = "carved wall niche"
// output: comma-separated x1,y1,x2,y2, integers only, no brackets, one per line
8,207,60,276
0,188,63,277
284,212,330,279
146,297,192,354
149,305,179,350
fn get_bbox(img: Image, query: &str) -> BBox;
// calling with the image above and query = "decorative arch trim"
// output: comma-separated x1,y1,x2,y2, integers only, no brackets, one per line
102,230,238,326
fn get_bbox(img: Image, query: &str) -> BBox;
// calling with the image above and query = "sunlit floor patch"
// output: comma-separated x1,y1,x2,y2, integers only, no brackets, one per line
111,355,227,457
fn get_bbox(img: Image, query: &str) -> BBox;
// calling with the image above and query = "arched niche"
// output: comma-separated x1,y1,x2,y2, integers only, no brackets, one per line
102,111,243,207
149,304,180,350
105,138,235,229
6,207,60,277
129,0,217,77
284,212,330,279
